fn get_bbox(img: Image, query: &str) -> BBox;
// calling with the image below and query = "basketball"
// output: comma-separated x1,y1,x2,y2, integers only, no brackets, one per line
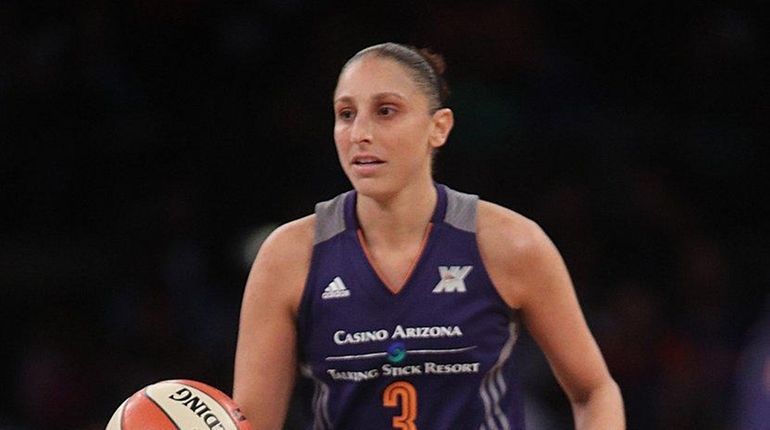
106,379,252,430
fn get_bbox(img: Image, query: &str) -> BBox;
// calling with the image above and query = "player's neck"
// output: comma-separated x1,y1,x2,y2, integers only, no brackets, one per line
356,178,436,248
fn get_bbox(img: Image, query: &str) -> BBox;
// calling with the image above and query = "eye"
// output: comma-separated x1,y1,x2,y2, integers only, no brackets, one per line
337,109,354,120
377,105,396,117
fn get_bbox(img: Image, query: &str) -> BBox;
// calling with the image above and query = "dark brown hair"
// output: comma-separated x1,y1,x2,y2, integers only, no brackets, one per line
340,42,450,112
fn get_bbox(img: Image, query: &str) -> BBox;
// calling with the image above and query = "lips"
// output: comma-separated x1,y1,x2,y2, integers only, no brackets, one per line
352,155,385,166
350,154,386,176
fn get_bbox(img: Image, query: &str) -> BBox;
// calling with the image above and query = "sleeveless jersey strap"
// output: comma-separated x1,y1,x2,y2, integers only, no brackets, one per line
442,186,479,233
314,185,476,243
314,191,351,245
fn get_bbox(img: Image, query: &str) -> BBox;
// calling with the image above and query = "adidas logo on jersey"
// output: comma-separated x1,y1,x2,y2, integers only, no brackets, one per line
432,266,473,293
322,276,350,299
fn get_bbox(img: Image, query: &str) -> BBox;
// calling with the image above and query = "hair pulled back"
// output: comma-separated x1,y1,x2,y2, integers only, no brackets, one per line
341,42,450,112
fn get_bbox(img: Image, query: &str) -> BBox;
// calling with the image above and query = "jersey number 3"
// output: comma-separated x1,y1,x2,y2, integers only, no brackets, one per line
383,381,418,430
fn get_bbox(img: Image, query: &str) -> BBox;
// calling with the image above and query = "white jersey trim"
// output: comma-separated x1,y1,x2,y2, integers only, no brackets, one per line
479,320,519,430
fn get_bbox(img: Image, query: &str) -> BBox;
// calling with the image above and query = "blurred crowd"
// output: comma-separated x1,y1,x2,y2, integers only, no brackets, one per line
1,1,767,429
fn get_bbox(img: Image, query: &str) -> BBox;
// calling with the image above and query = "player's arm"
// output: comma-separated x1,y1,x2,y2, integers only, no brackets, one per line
478,202,625,429
233,216,314,430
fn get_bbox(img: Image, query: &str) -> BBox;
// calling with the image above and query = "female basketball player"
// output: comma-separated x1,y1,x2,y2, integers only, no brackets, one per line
233,43,625,429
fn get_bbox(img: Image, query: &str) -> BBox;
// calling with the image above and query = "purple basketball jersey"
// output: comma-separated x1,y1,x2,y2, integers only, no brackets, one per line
296,184,525,430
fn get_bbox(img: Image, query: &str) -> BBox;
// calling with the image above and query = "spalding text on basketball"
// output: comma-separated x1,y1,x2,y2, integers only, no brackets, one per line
169,388,227,430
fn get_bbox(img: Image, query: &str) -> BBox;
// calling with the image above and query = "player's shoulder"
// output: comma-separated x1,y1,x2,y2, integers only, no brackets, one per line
259,214,316,262
248,215,316,281
476,200,561,308
246,215,316,312
477,200,548,253
257,187,350,264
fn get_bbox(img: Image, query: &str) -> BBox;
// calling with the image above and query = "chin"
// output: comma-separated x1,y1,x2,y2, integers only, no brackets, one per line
349,176,401,201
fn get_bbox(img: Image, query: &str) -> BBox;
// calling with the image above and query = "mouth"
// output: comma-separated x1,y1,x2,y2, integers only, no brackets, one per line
351,155,386,166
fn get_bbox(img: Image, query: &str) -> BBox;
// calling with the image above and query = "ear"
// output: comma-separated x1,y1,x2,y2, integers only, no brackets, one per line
429,108,454,149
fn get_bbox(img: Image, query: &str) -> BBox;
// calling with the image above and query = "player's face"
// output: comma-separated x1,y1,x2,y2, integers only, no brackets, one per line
333,56,453,199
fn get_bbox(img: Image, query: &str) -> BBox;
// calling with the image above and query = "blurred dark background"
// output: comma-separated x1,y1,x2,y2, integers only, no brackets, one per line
1,1,768,429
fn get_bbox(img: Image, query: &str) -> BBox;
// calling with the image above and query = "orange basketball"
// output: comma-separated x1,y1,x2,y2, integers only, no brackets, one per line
106,379,252,430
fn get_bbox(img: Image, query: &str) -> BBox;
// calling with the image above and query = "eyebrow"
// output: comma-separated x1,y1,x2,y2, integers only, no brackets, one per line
333,92,407,104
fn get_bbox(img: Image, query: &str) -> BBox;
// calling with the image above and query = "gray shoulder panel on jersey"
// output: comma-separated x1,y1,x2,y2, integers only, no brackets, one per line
444,186,479,233
314,191,350,245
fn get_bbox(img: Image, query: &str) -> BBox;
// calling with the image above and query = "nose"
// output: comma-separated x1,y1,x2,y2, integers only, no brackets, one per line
349,113,373,145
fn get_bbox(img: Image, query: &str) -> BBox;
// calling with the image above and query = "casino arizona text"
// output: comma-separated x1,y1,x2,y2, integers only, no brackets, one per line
333,324,463,345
